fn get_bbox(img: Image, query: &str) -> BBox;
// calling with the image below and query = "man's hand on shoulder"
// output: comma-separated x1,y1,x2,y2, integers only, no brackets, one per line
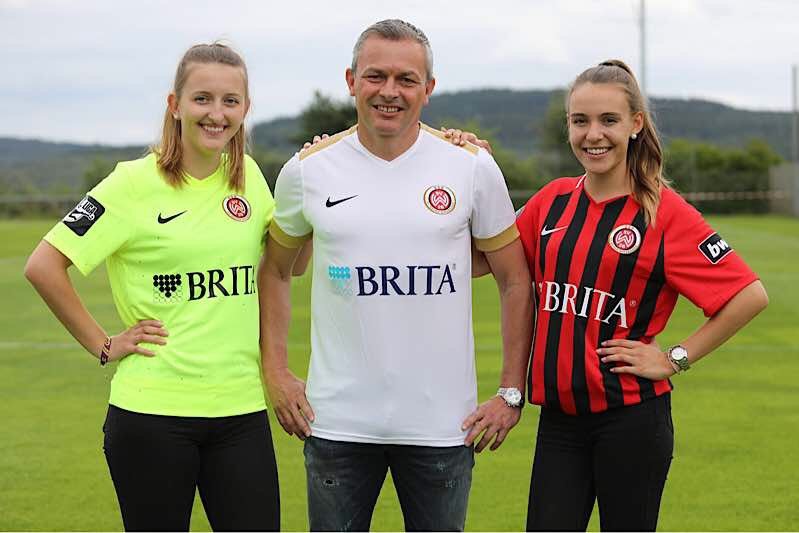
462,396,522,452
263,366,315,440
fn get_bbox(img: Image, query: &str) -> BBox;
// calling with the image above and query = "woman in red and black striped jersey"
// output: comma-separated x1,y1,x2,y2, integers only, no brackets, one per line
450,59,768,531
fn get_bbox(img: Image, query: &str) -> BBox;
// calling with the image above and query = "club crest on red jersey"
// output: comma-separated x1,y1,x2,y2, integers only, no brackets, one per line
423,186,456,215
223,195,251,221
608,224,641,254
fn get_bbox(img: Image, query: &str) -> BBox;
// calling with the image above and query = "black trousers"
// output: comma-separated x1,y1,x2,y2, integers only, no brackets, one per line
527,394,673,532
103,405,280,531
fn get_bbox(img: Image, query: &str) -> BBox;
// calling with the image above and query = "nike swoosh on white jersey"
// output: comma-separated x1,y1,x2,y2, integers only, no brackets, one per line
541,225,568,236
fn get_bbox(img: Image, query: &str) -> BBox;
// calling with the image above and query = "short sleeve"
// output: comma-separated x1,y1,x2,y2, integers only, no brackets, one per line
471,149,518,252
515,193,540,266
663,196,758,317
269,154,312,249
43,162,135,276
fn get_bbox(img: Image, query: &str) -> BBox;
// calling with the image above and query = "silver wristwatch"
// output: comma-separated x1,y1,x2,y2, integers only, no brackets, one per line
667,345,690,373
497,387,524,408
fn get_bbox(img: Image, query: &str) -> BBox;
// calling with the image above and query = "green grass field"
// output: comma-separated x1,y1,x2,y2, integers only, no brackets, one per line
1,215,797,531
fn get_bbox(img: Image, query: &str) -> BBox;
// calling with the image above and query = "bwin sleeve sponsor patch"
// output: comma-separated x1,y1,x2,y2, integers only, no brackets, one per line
698,232,733,264
62,195,105,236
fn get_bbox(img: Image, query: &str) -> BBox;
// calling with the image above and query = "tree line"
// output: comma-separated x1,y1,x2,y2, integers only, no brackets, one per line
2,90,783,216
249,91,783,213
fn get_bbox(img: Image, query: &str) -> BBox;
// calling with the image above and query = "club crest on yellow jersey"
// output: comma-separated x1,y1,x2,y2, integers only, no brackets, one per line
223,195,251,221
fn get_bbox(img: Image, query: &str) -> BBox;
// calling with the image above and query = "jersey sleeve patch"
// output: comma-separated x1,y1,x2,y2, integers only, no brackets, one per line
62,195,105,236
474,224,520,252
698,232,733,264
269,222,312,249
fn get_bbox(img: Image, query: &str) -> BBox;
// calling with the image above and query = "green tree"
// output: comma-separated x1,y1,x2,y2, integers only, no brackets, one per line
664,138,782,213
435,119,541,208
82,157,115,191
250,149,290,192
292,91,357,145
538,90,583,180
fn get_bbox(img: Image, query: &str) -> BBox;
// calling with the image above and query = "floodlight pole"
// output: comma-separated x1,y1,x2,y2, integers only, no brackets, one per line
793,65,799,215
640,0,646,96
793,65,798,166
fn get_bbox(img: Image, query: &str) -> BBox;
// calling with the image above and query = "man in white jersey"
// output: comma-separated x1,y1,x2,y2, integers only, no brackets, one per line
259,19,533,531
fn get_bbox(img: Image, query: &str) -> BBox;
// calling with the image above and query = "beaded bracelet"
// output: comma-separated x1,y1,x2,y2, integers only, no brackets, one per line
100,337,112,366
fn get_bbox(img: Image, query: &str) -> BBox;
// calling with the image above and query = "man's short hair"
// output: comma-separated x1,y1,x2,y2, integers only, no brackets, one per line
351,19,434,81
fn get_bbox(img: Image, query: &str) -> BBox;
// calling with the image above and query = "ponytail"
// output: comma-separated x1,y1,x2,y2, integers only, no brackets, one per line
567,59,669,225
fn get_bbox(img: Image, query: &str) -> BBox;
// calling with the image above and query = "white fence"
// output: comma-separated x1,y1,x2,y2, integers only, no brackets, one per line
770,163,799,216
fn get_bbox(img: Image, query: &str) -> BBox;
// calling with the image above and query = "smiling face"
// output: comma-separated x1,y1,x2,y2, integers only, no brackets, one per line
567,82,643,185
346,36,435,152
168,62,249,165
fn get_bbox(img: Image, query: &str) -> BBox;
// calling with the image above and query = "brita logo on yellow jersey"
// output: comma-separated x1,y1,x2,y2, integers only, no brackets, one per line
328,264,457,297
152,265,256,303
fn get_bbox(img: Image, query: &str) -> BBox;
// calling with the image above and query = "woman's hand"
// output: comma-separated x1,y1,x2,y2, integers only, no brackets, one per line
301,133,329,150
440,127,493,154
597,339,677,381
107,319,168,361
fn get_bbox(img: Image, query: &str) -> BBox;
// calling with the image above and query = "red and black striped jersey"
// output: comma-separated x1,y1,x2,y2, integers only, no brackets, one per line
516,176,758,415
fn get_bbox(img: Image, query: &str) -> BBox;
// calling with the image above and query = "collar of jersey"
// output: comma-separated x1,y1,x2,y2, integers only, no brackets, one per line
580,174,634,207
183,156,227,188
349,122,424,166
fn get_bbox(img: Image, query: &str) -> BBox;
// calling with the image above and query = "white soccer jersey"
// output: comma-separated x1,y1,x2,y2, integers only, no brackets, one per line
271,124,518,446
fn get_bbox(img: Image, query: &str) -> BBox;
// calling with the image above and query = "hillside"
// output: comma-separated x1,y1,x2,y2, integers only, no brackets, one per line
2,89,793,193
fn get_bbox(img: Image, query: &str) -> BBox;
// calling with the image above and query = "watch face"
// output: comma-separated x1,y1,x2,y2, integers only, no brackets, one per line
671,347,688,361
504,388,522,405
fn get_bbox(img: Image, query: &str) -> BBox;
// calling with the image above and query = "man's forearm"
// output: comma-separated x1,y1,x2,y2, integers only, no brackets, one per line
258,257,294,372
485,239,533,391
497,276,533,390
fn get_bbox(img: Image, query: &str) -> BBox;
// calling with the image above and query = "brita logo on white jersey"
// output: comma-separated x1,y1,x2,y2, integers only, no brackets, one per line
328,264,456,297
539,281,628,328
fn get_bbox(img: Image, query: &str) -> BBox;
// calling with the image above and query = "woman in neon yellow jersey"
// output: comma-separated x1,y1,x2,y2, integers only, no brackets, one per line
25,43,301,531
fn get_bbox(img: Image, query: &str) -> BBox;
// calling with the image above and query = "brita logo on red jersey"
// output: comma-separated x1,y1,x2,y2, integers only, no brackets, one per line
539,281,628,328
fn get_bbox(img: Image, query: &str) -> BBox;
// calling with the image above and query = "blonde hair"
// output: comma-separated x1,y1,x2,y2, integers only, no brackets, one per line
154,43,249,191
567,59,669,225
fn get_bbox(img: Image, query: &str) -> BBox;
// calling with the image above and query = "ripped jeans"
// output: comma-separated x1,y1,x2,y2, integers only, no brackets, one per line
303,437,474,531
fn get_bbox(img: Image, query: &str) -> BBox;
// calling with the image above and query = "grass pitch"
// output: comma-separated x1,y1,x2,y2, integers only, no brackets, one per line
0,215,797,531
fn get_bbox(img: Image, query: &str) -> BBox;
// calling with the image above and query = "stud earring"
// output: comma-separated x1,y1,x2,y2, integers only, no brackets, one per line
631,132,638,140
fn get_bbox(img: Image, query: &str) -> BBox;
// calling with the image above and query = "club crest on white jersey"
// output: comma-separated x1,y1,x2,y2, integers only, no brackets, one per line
423,186,456,215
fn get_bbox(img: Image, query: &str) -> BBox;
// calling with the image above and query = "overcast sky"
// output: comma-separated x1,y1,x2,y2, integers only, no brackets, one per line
1,0,796,145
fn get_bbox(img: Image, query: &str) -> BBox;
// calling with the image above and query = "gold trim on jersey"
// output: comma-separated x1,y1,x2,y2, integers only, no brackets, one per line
299,125,359,161
420,123,480,155
269,222,312,249
474,224,520,252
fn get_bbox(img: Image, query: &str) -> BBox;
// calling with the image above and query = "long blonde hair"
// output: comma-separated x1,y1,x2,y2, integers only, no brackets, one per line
567,59,669,225
154,43,249,191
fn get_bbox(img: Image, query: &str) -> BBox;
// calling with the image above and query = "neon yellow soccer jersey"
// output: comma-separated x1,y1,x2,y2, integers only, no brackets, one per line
45,153,274,417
